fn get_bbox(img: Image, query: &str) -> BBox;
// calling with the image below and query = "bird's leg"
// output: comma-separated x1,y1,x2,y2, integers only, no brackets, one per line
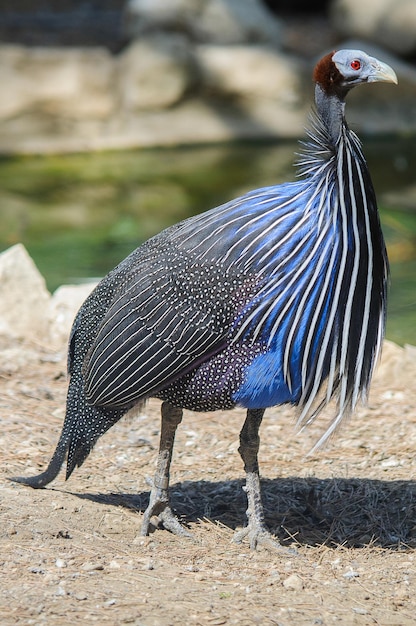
141,401,191,537
233,409,295,552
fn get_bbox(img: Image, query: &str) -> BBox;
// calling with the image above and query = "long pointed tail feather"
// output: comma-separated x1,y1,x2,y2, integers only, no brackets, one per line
9,372,128,488
9,431,69,488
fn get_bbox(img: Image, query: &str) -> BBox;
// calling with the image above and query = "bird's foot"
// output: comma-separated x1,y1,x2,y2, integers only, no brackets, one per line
233,523,297,554
141,498,192,538
235,471,297,552
140,403,190,538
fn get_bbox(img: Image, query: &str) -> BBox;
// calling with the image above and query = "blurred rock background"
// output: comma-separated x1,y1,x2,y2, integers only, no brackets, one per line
0,1,415,353
0,0,415,154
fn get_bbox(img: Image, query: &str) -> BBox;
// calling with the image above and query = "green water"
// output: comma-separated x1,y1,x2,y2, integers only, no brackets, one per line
0,139,415,345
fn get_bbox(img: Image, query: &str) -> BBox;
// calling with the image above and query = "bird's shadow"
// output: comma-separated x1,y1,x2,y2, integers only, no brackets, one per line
70,476,416,550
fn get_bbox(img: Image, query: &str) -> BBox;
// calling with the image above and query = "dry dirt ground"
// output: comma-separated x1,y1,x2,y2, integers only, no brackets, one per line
1,336,416,626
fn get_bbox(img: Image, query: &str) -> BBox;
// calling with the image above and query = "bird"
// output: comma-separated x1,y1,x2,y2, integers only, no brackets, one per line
10,49,397,550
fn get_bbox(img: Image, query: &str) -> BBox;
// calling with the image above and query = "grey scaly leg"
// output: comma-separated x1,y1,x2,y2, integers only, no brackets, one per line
141,401,191,537
233,409,296,552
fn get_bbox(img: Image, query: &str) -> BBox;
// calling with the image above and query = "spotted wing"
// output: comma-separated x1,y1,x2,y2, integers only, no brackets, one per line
82,244,255,408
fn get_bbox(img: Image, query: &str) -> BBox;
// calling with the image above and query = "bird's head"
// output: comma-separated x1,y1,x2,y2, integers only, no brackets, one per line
314,49,398,97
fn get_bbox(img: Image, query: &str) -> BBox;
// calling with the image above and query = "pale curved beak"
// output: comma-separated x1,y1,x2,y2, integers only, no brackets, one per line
369,59,398,85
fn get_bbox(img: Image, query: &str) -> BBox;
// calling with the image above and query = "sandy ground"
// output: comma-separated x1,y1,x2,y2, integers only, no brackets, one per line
1,336,416,625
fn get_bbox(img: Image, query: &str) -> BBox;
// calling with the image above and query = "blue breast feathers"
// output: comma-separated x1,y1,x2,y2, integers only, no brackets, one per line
225,181,338,410
170,175,341,412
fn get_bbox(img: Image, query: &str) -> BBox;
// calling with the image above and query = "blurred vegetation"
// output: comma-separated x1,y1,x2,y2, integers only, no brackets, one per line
0,139,415,344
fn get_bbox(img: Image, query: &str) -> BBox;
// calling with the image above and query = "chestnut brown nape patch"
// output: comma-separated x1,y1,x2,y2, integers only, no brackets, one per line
313,51,343,92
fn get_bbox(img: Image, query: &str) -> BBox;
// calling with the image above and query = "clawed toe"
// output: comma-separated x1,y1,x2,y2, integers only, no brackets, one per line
158,506,193,537
141,503,192,538
233,525,297,554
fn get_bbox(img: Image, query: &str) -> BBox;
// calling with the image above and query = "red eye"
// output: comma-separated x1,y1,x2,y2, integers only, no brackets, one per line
350,59,361,71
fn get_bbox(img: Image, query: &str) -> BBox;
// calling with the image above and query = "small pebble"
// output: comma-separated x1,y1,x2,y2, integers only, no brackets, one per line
343,569,359,579
81,562,104,572
55,559,67,569
283,574,304,591
185,565,199,572
353,607,367,615
29,567,45,575
75,592,88,601
268,569,281,582
381,457,400,468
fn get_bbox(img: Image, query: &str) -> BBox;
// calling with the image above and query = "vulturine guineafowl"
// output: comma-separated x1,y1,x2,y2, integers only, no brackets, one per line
11,50,397,550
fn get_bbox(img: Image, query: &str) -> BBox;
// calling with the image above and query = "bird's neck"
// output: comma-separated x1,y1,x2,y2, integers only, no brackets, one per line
315,83,347,145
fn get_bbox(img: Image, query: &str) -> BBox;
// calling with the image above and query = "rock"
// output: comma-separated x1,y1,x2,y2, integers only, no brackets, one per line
331,0,391,43
123,0,282,45
405,343,416,367
378,0,416,56
282,573,304,591
74,592,88,601
117,35,195,112
196,45,300,103
373,339,416,388
123,0,202,39
195,0,282,45
80,562,104,572
0,343,43,376
0,24,415,153
195,45,305,136
0,244,51,341
331,0,416,56
0,44,115,121
0,244,96,348
343,568,360,579
48,283,98,348
0,37,302,153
